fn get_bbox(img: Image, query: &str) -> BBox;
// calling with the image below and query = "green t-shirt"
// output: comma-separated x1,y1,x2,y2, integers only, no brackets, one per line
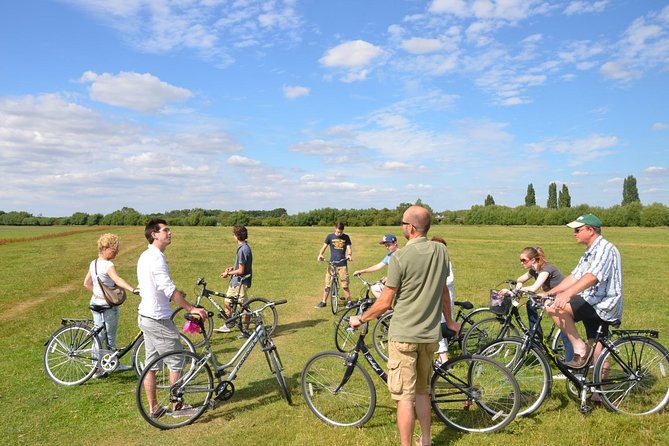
386,236,450,343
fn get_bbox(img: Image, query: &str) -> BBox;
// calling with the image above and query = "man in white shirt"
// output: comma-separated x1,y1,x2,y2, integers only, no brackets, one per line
137,218,208,418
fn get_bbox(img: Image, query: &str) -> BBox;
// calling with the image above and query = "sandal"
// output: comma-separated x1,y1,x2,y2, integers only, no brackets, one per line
150,406,166,419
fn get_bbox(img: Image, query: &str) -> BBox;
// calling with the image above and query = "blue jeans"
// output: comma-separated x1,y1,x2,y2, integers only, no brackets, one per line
527,300,573,361
91,305,119,350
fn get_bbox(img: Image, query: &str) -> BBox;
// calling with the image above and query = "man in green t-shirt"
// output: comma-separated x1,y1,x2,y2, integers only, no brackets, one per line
350,205,459,446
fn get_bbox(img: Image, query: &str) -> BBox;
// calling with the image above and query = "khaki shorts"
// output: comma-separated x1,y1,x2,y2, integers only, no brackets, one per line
225,284,248,303
387,341,438,401
325,266,349,289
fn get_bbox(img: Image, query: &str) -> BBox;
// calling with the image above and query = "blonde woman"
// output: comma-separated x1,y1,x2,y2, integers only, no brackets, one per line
83,233,137,374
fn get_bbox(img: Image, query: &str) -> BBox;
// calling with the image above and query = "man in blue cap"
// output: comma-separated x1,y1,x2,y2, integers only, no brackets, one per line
545,213,623,369
353,234,399,298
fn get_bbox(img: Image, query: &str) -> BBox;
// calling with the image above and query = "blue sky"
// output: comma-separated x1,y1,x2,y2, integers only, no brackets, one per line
1,0,668,216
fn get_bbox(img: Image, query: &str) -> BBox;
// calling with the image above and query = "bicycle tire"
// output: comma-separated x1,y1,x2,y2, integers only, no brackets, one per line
479,336,552,417
330,278,339,315
240,298,278,337
301,351,376,427
44,324,101,386
334,305,359,353
131,333,197,376
372,311,392,362
171,306,213,349
136,350,213,429
461,317,520,354
594,336,669,415
431,354,521,433
265,344,292,404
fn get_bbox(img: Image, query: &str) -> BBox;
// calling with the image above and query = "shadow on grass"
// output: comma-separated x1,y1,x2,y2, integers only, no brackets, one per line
272,318,330,337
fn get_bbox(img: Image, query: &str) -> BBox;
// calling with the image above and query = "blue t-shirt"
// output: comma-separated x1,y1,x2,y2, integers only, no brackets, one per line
381,252,393,265
230,242,252,288
325,233,351,266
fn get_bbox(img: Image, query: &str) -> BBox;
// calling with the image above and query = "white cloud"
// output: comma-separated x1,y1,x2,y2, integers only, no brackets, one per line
645,166,669,175
283,85,310,99
401,37,446,54
525,134,619,166
430,0,547,22
652,121,669,130
79,71,192,113
571,171,592,176
227,155,261,167
564,1,610,16
319,40,384,68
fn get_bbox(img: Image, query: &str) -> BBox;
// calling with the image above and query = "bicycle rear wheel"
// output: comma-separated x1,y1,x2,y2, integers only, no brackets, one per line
131,333,197,376
301,351,376,427
462,317,519,354
171,306,213,349
330,278,339,315
479,336,552,417
334,305,359,352
594,336,669,415
240,298,279,337
136,350,213,429
372,311,392,362
44,324,101,386
265,343,292,404
431,354,521,433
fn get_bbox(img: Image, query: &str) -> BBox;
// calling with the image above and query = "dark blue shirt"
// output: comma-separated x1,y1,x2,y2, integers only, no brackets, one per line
325,233,351,266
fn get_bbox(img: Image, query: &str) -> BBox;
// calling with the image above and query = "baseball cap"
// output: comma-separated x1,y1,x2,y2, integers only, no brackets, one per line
379,234,397,244
566,213,602,229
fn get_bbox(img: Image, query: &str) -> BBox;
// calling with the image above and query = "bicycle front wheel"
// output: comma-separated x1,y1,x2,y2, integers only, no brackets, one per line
171,306,213,349
131,332,197,376
330,279,339,315
462,317,519,354
136,350,214,429
241,298,279,337
301,351,376,427
265,344,292,404
479,336,552,417
372,311,392,362
334,305,359,353
44,324,101,386
594,336,669,415
431,354,521,433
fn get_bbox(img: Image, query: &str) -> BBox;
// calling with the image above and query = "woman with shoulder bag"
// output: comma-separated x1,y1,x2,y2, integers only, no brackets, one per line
83,233,137,375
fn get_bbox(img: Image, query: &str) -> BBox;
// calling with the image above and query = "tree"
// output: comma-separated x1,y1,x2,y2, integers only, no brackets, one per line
558,184,571,208
547,182,558,208
524,184,536,206
622,175,640,205
484,194,495,206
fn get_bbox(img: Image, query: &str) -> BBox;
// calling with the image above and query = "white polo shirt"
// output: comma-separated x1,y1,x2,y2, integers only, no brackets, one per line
137,244,176,320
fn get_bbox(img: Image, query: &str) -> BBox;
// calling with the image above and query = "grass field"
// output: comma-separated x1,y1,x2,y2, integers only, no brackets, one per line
2,225,668,446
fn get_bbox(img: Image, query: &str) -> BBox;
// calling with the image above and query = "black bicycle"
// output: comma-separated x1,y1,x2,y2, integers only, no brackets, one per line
480,293,669,416
170,276,278,348
333,274,379,353
44,303,195,386
301,321,521,433
320,258,348,314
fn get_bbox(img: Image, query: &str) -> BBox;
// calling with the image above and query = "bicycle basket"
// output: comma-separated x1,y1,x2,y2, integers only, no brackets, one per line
489,289,511,315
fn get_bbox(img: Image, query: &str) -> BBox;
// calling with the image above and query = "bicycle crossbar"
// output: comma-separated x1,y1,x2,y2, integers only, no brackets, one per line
612,329,659,339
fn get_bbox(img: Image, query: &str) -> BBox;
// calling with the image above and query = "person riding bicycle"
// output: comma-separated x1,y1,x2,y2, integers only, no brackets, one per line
83,233,138,376
514,246,573,361
544,214,623,370
214,225,253,335
315,222,352,308
353,234,398,298
137,219,208,418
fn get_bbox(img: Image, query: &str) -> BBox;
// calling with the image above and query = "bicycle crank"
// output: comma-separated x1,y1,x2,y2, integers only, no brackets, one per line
215,381,235,401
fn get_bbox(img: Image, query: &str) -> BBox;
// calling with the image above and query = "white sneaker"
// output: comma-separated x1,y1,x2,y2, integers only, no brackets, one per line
115,363,133,372
214,325,231,333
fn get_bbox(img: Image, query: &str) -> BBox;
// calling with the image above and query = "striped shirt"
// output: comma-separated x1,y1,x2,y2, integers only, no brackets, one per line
572,236,623,322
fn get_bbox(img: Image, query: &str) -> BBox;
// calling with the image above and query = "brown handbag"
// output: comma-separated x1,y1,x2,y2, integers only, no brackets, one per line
95,259,127,306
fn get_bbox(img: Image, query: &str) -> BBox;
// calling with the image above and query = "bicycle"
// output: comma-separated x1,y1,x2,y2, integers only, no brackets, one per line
136,299,291,429
372,300,497,362
461,280,571,356
480,293,669,417
333,274,379,353
44,303,195,386
170,276,278,348
320,258,348,314
301,321,522,433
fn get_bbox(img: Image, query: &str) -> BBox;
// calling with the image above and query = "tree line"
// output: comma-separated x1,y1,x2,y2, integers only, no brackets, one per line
2,176,666,227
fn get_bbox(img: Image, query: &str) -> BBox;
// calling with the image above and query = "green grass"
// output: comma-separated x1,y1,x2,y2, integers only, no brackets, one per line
2,225,669,446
